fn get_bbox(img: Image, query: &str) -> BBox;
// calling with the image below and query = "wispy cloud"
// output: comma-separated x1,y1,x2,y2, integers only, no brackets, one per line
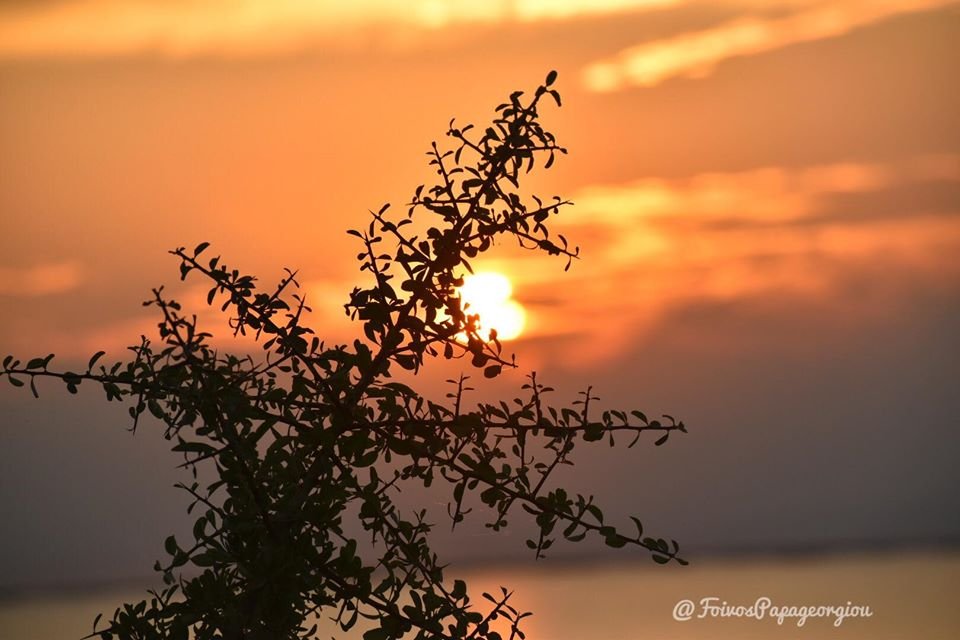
0,275,360,359
582,0,957,90
0,0,679,59
490,155,960,363
567,155,958,227
0,262,84,297
9,0,943,70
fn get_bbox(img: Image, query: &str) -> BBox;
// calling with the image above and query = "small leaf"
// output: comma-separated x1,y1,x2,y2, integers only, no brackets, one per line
484,365,502,378
88,351,106,370
605,534,627,549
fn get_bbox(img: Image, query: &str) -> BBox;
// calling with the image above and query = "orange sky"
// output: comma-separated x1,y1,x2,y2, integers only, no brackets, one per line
1,0,959,589
1,0,957,367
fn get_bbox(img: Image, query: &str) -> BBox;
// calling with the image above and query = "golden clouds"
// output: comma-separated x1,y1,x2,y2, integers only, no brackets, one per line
0,0,678,59
583,0,956,90
498,155,960,363
0,262,84,297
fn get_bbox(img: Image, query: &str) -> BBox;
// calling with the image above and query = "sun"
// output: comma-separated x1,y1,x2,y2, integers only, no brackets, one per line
456,272,526,341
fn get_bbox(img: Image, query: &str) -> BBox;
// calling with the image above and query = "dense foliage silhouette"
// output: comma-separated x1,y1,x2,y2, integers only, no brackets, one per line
3,71,688,640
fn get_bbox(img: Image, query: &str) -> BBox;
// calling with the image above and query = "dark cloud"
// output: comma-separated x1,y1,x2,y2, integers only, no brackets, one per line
809,180,960,225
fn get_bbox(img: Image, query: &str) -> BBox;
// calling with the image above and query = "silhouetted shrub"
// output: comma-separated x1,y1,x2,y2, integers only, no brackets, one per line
3,71,687,640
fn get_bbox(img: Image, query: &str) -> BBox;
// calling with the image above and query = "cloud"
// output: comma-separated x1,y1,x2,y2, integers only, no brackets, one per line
6,0,947,72
582,0,957,90
486,155,960,364
0,0,680,59
0,262,84,297
0,274,362,359
568,154,958,226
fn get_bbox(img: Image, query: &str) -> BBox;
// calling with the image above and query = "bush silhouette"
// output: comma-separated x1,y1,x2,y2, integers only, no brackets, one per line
3,71,687,640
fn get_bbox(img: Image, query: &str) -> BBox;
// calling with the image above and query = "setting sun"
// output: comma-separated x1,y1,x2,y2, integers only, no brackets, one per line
457,272,526,341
